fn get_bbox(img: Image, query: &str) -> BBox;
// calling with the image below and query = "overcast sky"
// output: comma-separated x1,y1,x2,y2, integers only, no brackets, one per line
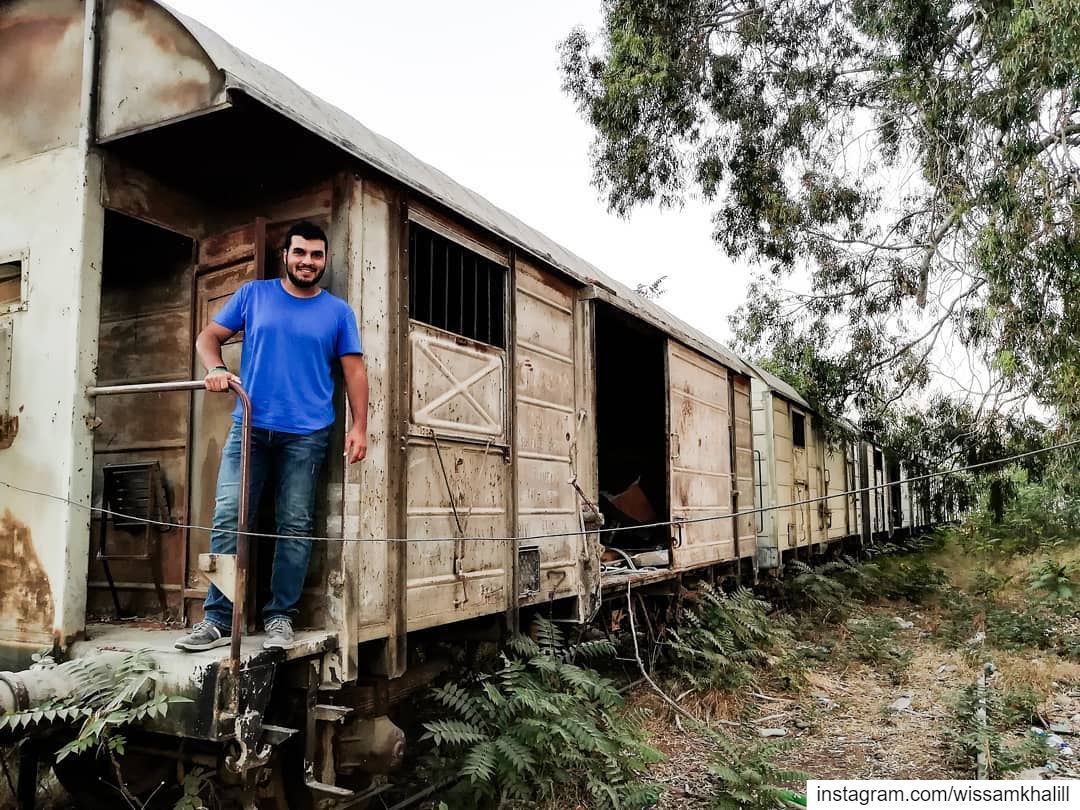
165,0,755,346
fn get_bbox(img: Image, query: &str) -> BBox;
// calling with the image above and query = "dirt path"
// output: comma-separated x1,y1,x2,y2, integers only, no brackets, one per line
631,601,1021,807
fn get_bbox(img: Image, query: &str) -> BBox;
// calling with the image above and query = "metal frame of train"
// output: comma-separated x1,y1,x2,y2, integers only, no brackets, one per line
0,1,953,805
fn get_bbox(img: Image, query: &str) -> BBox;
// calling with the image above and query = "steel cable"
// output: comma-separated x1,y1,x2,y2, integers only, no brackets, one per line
1,437,1077,545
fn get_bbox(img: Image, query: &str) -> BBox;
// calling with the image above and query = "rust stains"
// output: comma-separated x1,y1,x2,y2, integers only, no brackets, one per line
0,510,55,636
0,0,83,161
98,0,224,139
155,77,215,110
114,0,211,62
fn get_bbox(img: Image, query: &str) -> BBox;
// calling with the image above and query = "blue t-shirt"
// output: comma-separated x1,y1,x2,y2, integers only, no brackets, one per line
213,279,363,434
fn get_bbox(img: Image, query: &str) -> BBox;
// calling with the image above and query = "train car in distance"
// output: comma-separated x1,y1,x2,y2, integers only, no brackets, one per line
749,364,920,568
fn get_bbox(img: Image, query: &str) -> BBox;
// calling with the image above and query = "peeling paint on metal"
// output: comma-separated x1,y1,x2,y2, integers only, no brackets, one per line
0,0,83,162
0,510,55,637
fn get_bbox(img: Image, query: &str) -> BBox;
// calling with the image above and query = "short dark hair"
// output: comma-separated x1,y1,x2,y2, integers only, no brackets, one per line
283,221,328,253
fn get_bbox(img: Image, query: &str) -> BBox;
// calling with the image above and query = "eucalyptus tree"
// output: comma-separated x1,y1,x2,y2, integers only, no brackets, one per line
562,0,1080,422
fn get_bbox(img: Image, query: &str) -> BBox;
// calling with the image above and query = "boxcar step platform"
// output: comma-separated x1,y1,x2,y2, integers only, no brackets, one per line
305,779,354,798
314,703,353,722
258,724,297,745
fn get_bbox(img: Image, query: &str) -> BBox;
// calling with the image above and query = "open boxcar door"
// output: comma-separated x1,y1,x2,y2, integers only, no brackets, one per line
185,221,265,623
667,341,735,568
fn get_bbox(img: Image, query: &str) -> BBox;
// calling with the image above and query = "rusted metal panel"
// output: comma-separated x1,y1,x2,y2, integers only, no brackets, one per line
404,439,510,630
731,374,755,559
667,342,735,567
824,444,850,540
348,183,393,644
0,0,84,164
790,407,814,553
409,323,506,440
573,293,600,614
0,137,104,647
806,420,827,548
750,382,774,562
97,0,227,141
772,395,794,551
514,259,583,608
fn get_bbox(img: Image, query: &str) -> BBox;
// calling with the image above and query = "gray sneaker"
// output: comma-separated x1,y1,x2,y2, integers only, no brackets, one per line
263,616,294,649
175,620,229,652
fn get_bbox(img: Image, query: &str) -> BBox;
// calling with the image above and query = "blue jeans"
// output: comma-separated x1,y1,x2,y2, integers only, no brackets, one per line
203,423,331,631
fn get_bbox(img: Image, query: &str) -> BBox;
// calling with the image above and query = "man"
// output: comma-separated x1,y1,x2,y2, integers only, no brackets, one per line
176,221,368,651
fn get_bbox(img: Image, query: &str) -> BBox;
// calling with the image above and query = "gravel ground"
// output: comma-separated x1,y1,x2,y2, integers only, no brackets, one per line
630,599,1080,808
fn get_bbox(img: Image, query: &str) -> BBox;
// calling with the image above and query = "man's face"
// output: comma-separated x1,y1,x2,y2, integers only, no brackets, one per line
283,235,327,288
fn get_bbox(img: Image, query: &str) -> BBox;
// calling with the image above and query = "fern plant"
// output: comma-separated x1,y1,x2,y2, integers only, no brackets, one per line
845,616,913,683
0,650,191,808
874,558,948,604
1027,558,1079,602
782,561,855,622
0,651,188,757
703,727,807,810
946,683,1047,778
666,585,794,693
423,618,662,809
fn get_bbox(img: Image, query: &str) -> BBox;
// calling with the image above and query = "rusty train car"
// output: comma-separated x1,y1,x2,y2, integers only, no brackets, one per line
0,1,942,806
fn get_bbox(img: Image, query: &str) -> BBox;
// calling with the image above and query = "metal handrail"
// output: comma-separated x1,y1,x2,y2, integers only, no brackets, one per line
86,379,252,670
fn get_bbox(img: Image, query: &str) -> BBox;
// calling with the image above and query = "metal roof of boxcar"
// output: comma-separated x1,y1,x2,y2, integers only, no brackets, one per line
161,3,753,377
747,363,813,410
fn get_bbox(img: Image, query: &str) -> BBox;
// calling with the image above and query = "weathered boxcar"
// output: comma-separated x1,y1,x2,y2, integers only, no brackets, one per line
749,365,866,568
0,0,761,802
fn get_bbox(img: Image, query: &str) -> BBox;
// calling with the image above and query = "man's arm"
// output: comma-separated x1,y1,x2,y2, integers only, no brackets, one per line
341,353,369,463
195,322,240,392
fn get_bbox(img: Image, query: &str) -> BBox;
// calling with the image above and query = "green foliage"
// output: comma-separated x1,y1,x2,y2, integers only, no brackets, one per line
54,652,189,764
947,681,1048,778
937,579,1075,657
953,475,1080,556
782,560,857,622
423,618,662,809
1027,558,1080,602
703,728,808,810
666,585,794,693
563,0,1080,421
873,557,948,604
0,651,189,765
845,616,913,682
984,606,1055,652
173,767,213,810
971,570,1011,598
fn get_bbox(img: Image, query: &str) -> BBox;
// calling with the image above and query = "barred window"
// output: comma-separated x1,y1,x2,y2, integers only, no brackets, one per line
408,223,506,348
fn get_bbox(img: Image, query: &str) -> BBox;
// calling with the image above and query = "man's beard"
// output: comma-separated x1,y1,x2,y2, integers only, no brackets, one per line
286,265,324,289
